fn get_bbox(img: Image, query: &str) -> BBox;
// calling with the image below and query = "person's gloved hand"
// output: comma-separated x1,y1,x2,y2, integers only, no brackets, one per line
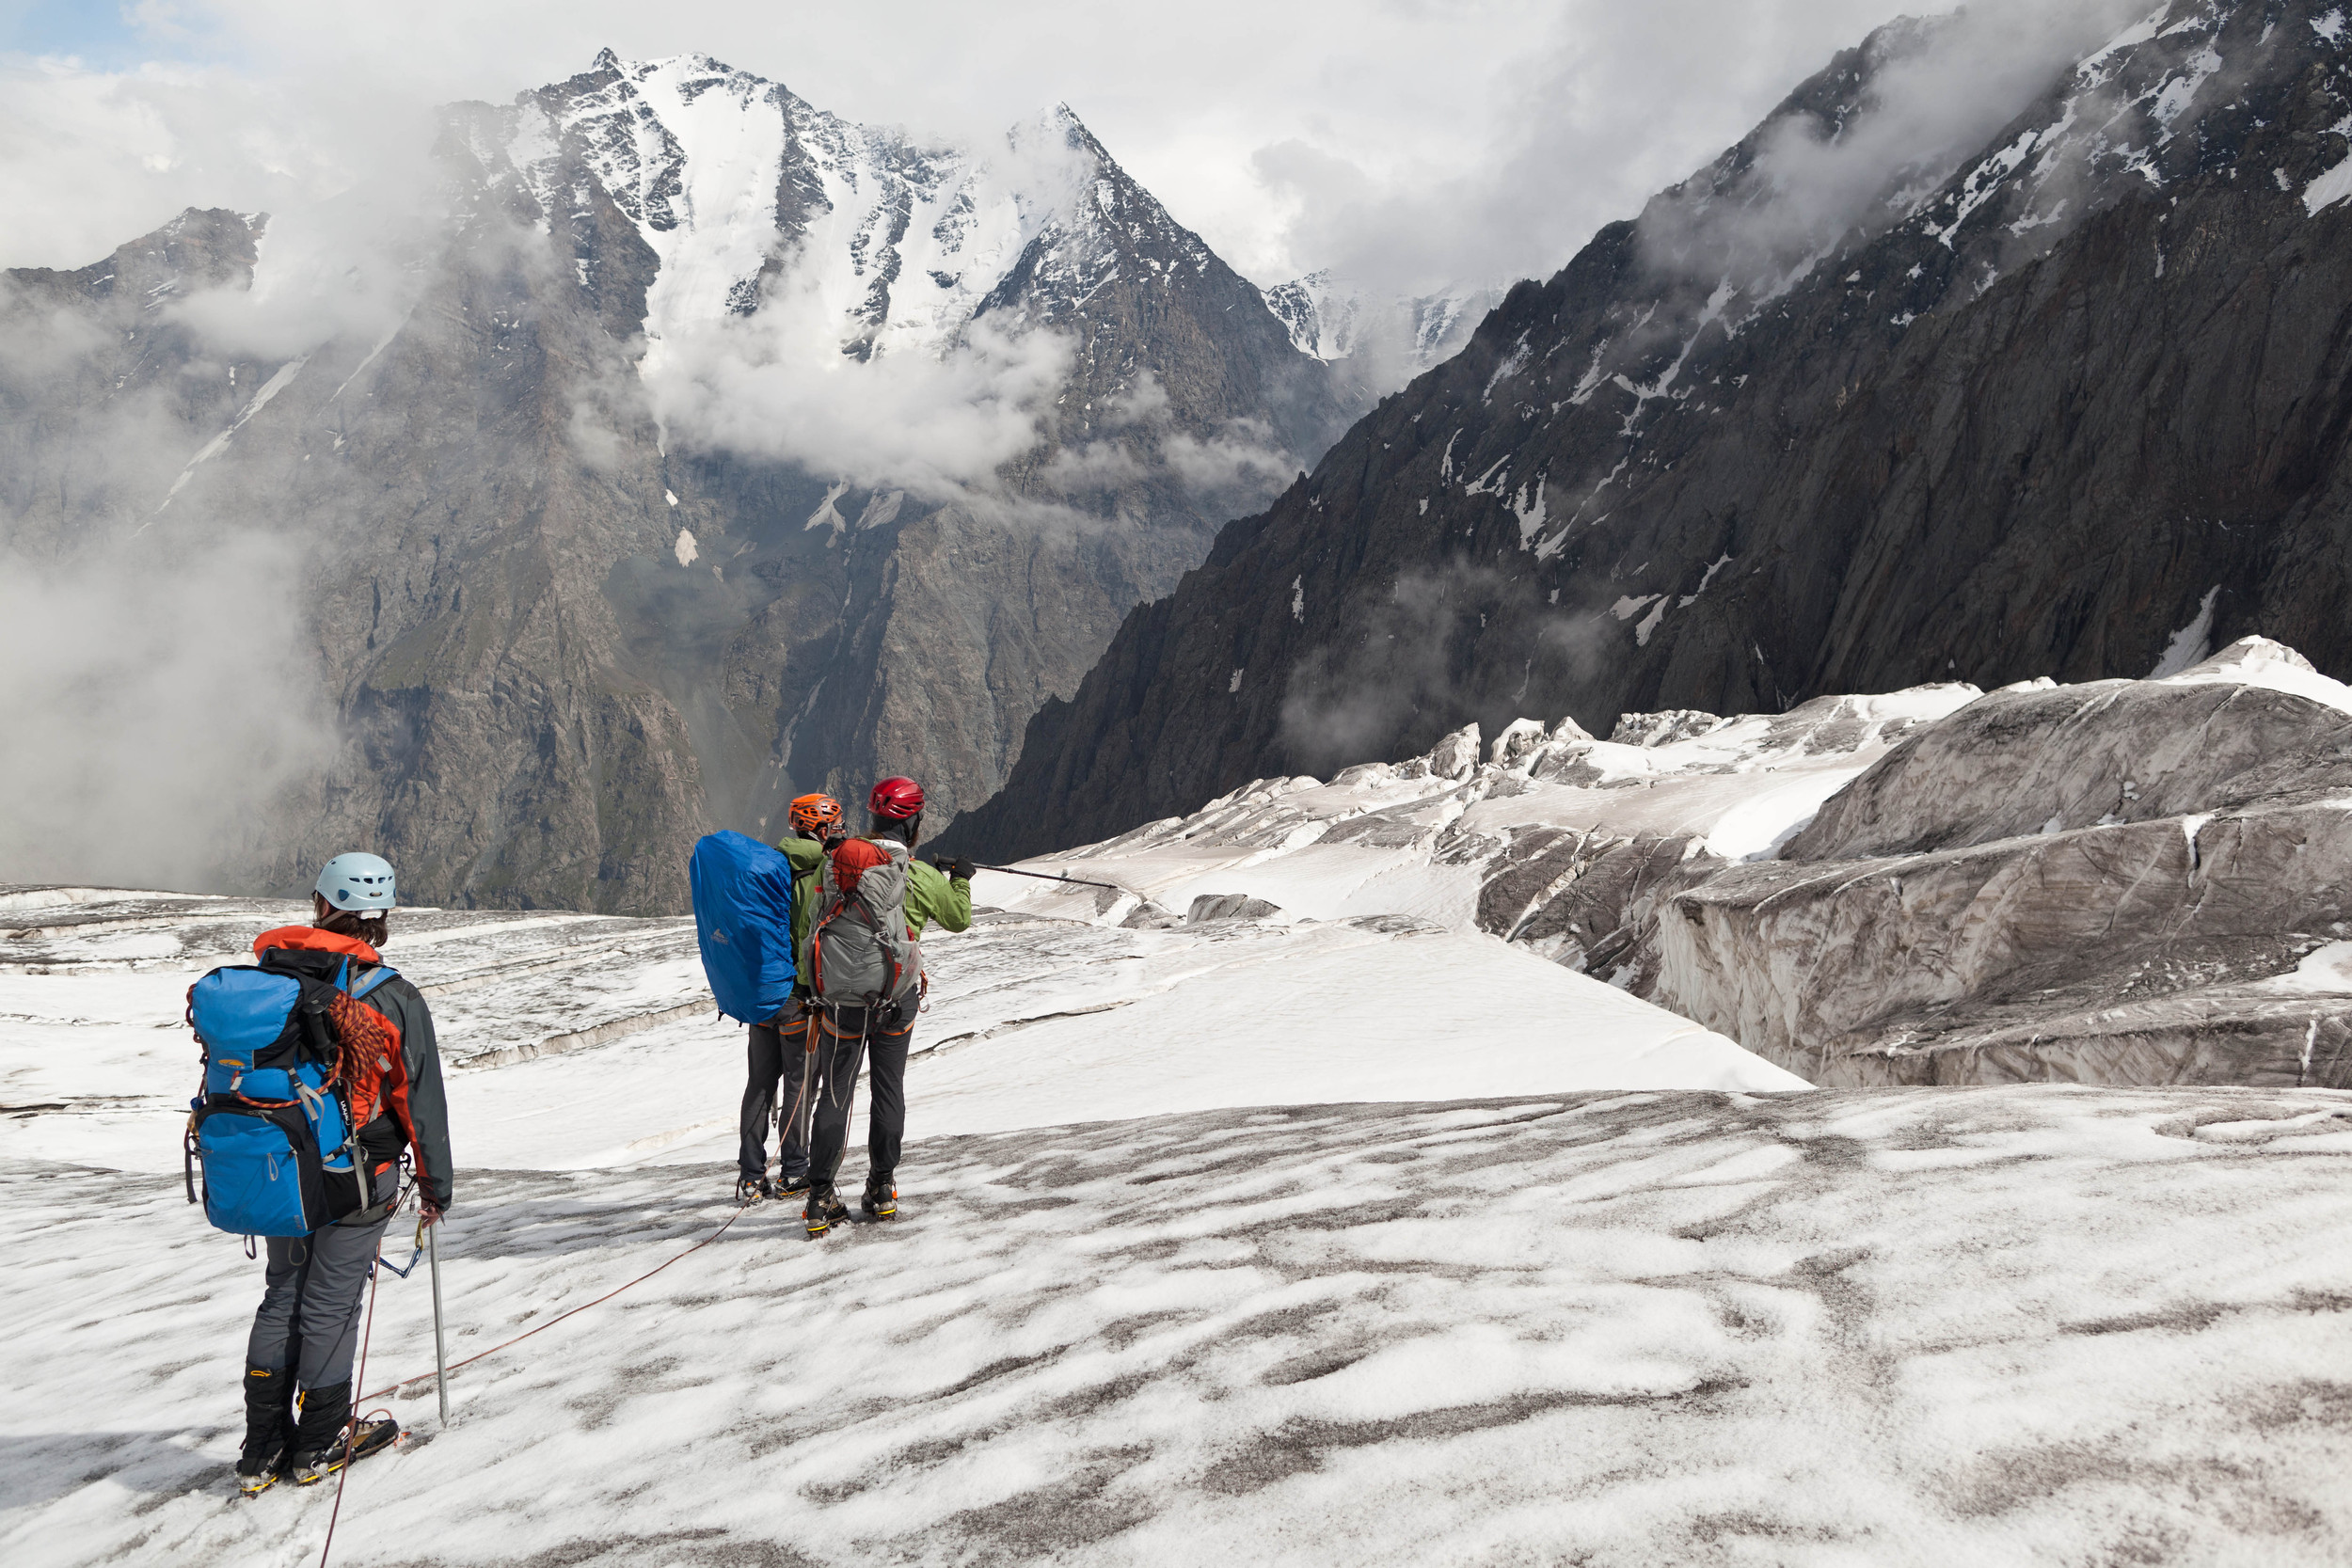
419,1198,447,1228
932,854,976,881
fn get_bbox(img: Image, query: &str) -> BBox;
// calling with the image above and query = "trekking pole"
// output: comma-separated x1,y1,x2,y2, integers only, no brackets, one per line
426,1218,451,1428
967,863,1125,891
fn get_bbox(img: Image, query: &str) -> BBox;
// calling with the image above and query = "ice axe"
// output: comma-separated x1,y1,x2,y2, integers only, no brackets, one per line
425,1216,451,1428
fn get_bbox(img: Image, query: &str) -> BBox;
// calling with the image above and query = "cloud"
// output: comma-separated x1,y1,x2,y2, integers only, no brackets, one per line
0,529,338,892
1037,372,1300,510
165,184,436,360
642,262,1076,500
1637,0,2146,289
0,0,2133,302
1163,422,1296,499
0,273,367,895
1241,0,1948,295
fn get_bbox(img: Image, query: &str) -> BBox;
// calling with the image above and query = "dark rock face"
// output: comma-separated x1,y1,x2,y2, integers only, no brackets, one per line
1,56,1346,912
944,0,2352,863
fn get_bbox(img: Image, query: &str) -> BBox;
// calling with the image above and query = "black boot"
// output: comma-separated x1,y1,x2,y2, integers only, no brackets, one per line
288,1381,349,1483
235,1363,294,1497
289,1383,399,1485
861,1172,898,1221
736,1174,775,1205
804,1186,850,1238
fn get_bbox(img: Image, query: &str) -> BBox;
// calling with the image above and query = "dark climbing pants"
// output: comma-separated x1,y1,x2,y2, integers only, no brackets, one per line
739,997,813,1182
807,999,914,1192
245,1167,395,1390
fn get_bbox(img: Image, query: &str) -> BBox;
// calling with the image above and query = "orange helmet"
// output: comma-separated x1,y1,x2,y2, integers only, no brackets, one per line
788,793,847,838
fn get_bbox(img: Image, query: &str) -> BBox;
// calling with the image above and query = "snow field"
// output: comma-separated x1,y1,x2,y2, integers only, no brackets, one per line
0,888,1797,1177
8,678,2352,1568
910,915,1804,1135
6,1086,2350,1565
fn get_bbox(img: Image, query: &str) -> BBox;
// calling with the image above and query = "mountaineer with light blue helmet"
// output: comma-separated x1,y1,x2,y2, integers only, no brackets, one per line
315,851,398,914
227,850,454,1497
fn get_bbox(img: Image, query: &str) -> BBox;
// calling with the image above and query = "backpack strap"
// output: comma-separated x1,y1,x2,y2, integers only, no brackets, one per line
349,965,401,1000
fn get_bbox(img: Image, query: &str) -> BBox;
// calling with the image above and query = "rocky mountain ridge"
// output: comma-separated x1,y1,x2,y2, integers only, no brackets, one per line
2,52,1359,911
1002,634,2352,1089
944,0,2352,863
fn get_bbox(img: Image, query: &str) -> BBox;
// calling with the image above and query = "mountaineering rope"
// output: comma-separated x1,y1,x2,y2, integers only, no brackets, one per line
319,1196,749,1568
316,1246,384,1568
355,1200,748,1407
775,1012,818,1191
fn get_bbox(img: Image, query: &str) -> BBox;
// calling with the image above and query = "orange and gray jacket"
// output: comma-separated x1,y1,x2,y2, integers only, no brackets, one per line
248,926,454,1211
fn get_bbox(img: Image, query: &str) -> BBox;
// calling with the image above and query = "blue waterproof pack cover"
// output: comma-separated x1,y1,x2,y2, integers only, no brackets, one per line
690,830,798,1025
184,955,394,1238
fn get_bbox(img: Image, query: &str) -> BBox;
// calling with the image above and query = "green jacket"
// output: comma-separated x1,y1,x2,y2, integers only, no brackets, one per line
777,838,828,975
902,855,974,939
775,836,972,980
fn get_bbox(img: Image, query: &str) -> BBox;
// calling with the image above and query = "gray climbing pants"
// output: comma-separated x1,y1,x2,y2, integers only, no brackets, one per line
246,1174,394,1389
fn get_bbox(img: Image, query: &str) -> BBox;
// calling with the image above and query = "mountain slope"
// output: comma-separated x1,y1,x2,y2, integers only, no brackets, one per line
943,0,2352,862
1,54,1357,911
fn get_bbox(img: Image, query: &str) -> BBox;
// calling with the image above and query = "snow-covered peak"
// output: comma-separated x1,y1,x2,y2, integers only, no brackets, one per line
469,52,1227,364
1262,269,1500,376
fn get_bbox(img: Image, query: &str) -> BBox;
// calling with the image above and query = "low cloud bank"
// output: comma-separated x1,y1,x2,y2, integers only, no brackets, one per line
1639,0,2146,289
642,273,1076,503
0,534,336,892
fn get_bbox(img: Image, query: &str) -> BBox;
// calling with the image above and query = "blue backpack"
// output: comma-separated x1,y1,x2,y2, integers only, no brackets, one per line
689,831,798,1024
183,949,394,1238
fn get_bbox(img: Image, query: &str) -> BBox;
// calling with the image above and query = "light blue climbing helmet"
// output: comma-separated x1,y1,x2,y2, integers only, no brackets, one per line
316,851,397,912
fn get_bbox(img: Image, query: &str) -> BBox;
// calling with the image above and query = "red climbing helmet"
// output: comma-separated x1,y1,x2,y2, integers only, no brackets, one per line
868,776,926,820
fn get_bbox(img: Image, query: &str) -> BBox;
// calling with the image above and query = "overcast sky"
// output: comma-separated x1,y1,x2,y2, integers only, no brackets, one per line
3,0,1951,291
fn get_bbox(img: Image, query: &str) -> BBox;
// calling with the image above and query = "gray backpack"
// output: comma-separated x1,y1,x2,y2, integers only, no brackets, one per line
808,837,924,1008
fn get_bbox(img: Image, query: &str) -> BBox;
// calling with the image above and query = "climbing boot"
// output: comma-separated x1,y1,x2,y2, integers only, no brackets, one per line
735,1175,775,1205
235,1363,294,1497
861,1173,898,1221
286,1382,349,1484
291,1415,400,1486
804,1186,850,1238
